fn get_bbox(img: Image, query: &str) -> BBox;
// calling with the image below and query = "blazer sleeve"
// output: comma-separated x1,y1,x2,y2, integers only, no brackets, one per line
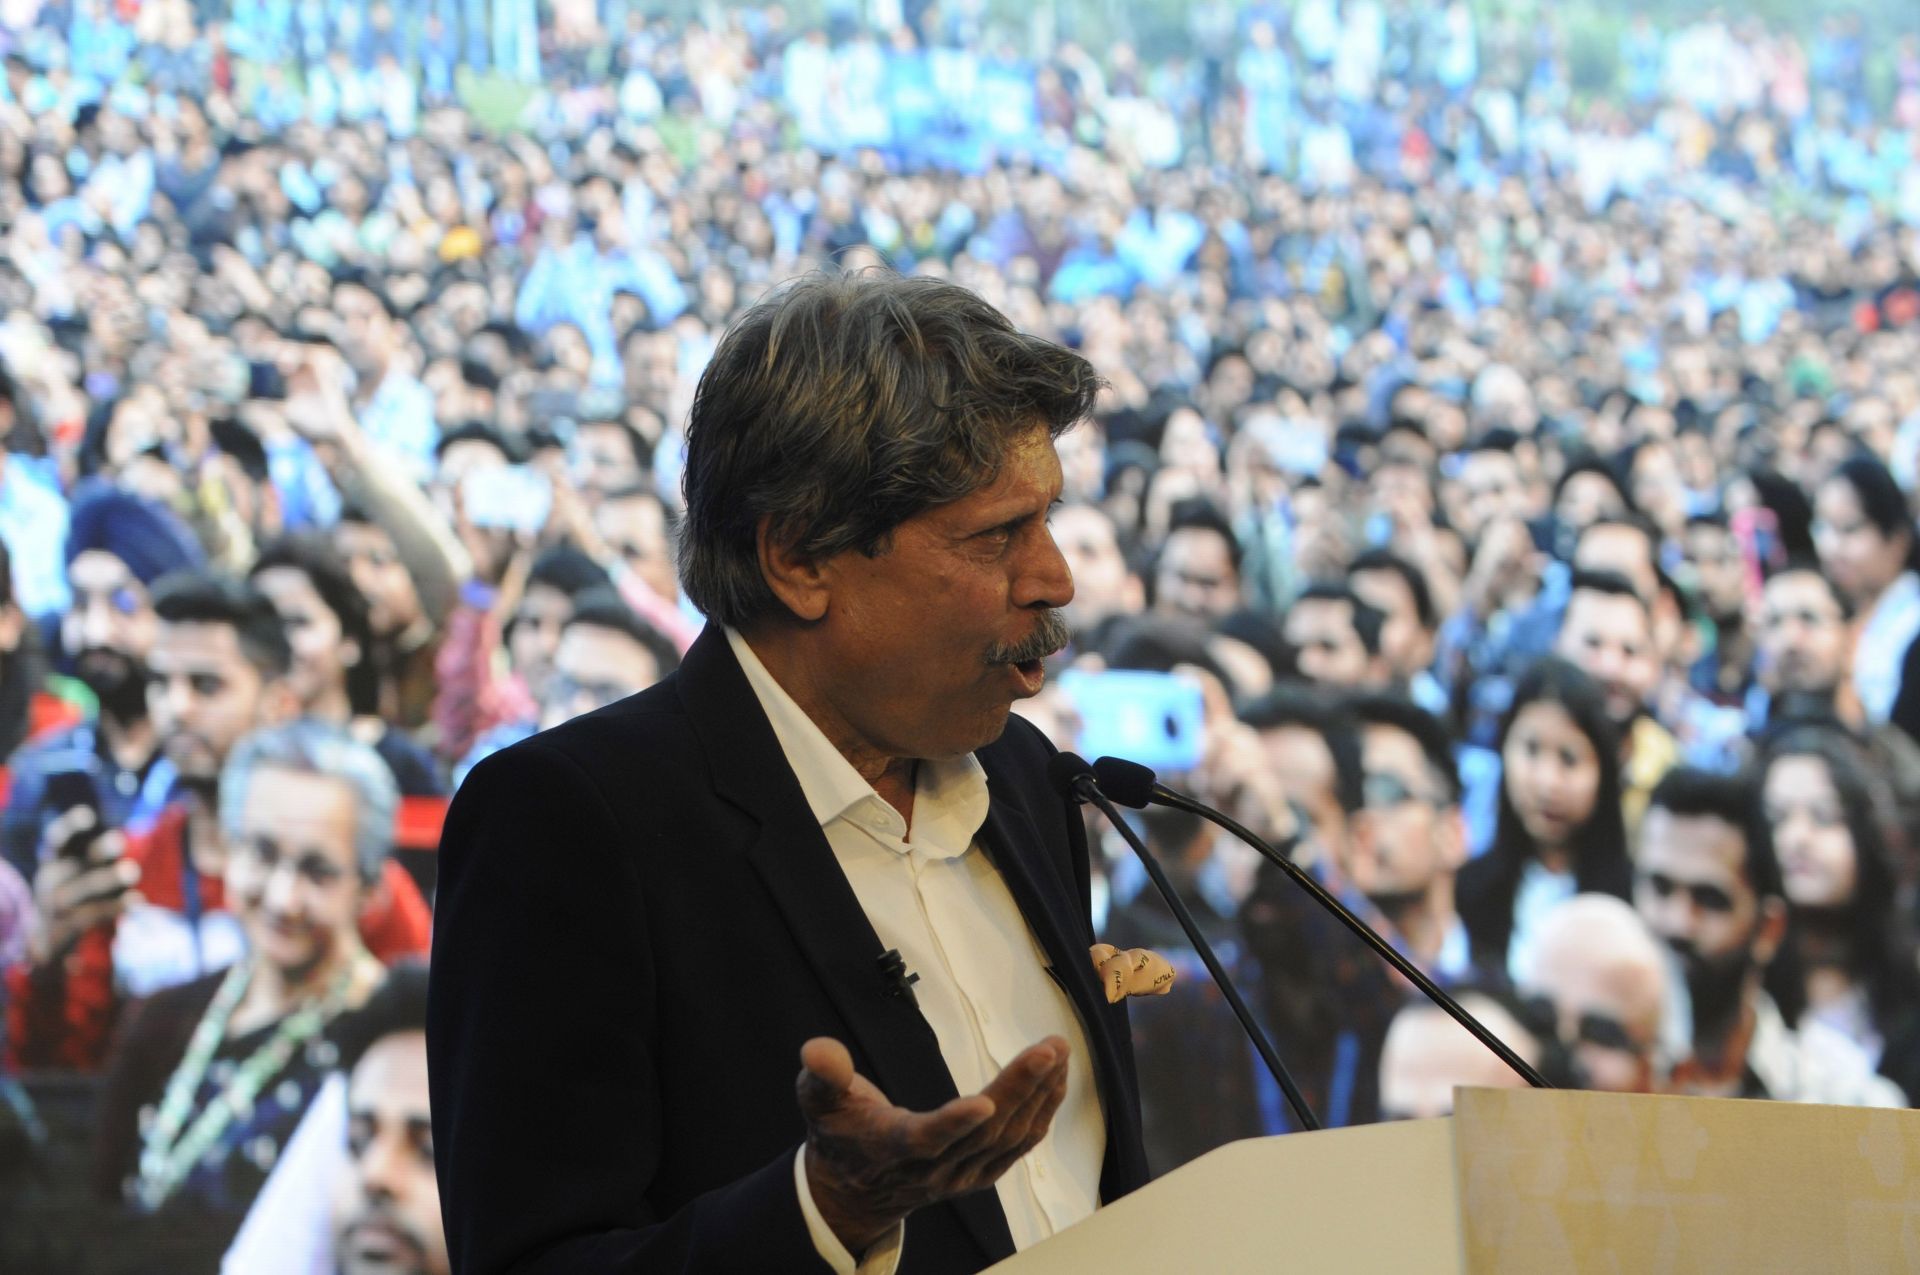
427,741,830,1275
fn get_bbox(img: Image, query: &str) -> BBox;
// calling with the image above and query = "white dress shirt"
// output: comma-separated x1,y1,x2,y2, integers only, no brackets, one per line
726,630,1105,1275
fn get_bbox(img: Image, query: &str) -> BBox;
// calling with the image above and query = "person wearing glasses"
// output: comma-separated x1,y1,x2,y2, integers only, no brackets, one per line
1314,693,1492,1127
1460,657,1633,982
1340,694,1479,987
535,588,680,731
1634,767,1903,1107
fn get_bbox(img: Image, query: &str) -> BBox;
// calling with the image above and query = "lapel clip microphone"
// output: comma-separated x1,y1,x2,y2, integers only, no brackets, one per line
877,949,920,1006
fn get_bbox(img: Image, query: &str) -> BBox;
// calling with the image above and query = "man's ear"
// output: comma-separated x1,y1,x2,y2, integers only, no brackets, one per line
1750,894,1789,969
755,516,831,623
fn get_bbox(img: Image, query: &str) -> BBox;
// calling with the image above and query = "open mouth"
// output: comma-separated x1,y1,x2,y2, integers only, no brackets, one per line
1006,658,1048,695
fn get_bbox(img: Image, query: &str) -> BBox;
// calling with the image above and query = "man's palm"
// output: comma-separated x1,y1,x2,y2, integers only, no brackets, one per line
798,1036,1069,1255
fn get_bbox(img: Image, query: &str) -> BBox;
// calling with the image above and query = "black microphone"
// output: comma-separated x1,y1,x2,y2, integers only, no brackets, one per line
1049,752,1322,1131
877,949,920,1006
1090,755,1552,1091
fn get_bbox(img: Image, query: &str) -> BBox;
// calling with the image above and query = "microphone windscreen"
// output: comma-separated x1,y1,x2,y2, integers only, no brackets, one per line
1092,756,1156,809
1046,751,1096,800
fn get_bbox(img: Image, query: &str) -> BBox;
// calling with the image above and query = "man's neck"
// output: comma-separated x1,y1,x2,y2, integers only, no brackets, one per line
1384,880,1456,970
353,358,392,404
739,627,918,825
183,791,224,878
307,683,353,725
97,711,156,772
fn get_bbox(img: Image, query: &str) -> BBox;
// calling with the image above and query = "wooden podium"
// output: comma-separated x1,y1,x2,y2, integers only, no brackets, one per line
988,1087,1920,1273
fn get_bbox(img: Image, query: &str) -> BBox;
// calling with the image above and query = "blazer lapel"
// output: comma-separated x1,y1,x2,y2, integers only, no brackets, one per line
677,627,1019,1263
974,765,1147,1201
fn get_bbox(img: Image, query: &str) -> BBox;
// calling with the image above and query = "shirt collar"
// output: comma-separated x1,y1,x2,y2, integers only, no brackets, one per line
725,627,988,858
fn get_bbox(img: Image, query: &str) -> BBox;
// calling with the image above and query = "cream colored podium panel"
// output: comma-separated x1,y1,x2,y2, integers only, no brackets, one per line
1454,1087,1920,1273
986,1116,1465,1274
988,1089,1920,1275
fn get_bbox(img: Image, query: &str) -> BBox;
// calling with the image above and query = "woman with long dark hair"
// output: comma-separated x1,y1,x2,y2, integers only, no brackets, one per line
248,534,443,801
1460,656,1633,979
1813,455,1920,727
1759,721,1920,1100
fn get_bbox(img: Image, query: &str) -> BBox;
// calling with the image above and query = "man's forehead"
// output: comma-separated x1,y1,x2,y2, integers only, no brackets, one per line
241,771,355,831
1367,721,1428,771
1289,597,1352,631
349,1032,431,1107
151,621,246,665
1640,810,1747,880
1566,592,1648,637
1351,568,1408,609
1765,573,1838,613
1264,725,1334,780
70,549,139,589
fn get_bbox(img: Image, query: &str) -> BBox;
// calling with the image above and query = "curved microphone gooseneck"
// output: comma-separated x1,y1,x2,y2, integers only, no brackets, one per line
1047,752,1323,1132
1090,754,1551,1091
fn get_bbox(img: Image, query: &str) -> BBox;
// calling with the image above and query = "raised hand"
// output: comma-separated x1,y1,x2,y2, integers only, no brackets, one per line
796,1035,1070,1256
27,807,138,966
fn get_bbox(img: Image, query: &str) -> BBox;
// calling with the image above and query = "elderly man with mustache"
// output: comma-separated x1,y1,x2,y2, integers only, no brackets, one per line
429,271,1156,1275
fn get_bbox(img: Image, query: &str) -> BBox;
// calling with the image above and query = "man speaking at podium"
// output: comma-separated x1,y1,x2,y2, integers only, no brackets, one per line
428,271,1150,1273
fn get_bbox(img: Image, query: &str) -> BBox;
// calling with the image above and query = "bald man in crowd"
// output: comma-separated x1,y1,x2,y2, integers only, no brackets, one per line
1376,992,1544,1121
1519,895,1672,1094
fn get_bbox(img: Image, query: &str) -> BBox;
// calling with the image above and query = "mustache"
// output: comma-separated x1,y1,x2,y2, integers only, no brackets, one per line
986,610,1070,666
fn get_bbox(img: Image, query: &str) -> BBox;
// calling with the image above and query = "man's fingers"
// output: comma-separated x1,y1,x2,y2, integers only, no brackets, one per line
65,892,133,934
40,806,97,862
900,1093,996,1159
796,1036,857,1114
949,1044,1069,1163
53,860,138,916
85,831,126,868
957,1054,1071,1182
977,1038,1065,1112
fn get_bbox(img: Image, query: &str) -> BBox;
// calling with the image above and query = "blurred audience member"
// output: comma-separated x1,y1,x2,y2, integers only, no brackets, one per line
1635,767,1904,1106
1518,894,1671,1094
1758,725,1920,1100
1461,658,1632,980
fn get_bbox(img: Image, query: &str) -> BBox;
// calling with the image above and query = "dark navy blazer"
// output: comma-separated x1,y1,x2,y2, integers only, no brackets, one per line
428,625,1148,1273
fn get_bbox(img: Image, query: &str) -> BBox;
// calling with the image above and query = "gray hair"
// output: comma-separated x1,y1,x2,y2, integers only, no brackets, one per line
678,269,1104,627
218,719,400,884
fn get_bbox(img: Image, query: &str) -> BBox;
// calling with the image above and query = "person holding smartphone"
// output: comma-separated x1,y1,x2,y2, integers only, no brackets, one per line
1,482,206,887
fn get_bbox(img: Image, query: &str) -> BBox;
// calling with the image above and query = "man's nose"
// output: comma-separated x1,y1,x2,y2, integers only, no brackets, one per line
262,860,301,912
1017,526,1075,611
154,678,193,721
357,1130,408,1201
79,599,115,646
